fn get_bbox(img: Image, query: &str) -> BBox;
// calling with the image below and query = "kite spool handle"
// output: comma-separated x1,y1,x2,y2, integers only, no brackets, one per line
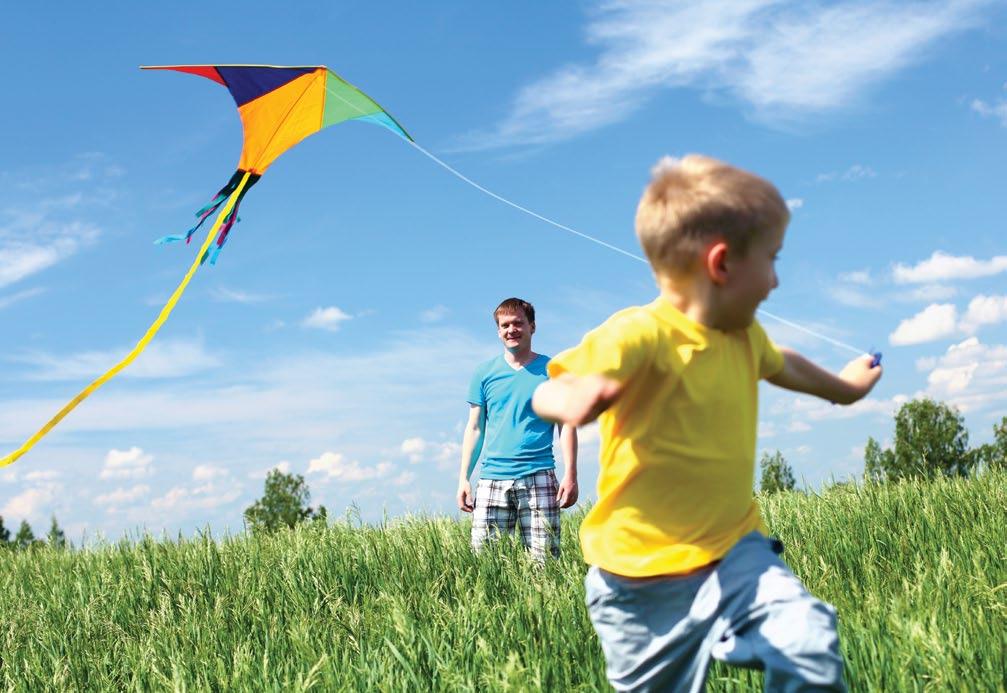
869,351,882,368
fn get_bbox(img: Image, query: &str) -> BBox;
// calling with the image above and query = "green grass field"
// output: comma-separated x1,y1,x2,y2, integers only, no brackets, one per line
2,472,1005,691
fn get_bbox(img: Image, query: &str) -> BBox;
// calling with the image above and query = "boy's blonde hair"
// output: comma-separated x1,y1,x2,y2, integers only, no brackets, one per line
635,155,789,277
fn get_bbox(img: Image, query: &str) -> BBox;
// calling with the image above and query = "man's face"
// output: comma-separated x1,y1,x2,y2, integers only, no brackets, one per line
496,310,534,352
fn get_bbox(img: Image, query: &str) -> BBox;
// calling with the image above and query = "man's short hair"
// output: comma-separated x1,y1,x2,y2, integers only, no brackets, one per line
635,155,790,276
494,298,535,325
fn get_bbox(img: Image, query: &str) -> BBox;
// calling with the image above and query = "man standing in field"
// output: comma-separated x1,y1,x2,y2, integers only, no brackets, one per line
457,298,578,561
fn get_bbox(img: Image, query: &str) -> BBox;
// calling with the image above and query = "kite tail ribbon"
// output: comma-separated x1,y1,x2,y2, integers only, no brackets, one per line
0,172,254,468
156,170,259,248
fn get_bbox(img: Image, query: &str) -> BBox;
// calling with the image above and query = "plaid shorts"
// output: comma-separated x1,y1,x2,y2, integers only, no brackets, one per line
471,469,561,561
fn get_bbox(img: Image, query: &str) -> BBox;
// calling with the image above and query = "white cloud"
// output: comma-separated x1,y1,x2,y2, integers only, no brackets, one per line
922,337,1007,412
419,305,450,323
393,471,417,487
459,0,990,148
960,294,1007,334
816,164,877,182
307,451,393,481
776,393,908,423
0,288,44,310
0,222,99,289
788,420,812,433
24,470,60,482
894,284,958,303
94,484,150,508
828,285,875,309
400,437,426,460
889,303,958,345
192,465,229,482
971,97,1007,126
839,270,871,285
302,306,352,331
785,198,804,211
399,437,460,467
211,287,273,304
14,338,220,381
150,480,242,512
100,446,153,480
1,484,60,521
892,251,1007,284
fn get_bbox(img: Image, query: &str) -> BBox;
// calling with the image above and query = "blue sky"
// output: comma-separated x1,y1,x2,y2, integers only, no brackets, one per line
1,1,1005,543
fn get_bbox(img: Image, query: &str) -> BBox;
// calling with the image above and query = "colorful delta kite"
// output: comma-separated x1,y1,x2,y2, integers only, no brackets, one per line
148,65,411,264
1,65,411,467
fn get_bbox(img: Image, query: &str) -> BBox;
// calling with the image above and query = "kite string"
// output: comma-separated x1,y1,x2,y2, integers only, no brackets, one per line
322,82,869,357
405,139,867,357
0,172,252,468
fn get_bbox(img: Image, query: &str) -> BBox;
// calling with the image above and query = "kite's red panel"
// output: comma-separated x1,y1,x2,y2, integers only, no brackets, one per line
148,65,225,86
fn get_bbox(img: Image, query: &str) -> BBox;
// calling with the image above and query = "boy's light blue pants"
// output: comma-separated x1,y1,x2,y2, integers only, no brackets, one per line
585,532,846,692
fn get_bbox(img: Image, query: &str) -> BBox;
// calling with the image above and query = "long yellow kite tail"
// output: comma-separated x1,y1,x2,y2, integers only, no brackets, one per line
0,172,252,467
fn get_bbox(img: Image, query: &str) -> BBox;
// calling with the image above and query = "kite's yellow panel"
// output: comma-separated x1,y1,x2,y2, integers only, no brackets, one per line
238,70,326,174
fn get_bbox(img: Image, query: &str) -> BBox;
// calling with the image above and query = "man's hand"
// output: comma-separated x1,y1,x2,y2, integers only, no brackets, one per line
457,480,474,513
556,475,579,509
838,354,883,402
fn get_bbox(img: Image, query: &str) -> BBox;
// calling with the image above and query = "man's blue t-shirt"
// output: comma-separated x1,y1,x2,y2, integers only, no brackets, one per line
467,354,555,480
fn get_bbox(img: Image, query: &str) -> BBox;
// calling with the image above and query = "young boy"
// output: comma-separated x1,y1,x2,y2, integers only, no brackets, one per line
532,155,881,691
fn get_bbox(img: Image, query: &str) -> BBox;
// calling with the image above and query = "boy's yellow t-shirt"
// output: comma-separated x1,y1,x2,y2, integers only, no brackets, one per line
548,296,784,577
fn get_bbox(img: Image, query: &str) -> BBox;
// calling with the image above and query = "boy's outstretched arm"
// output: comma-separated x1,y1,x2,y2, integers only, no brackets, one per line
768,348,882,404
533,374,623,427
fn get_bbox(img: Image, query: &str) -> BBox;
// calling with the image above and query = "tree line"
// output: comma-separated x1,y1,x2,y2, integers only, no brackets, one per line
6,396,1000,544
0,515,68,550
761,397,1007,494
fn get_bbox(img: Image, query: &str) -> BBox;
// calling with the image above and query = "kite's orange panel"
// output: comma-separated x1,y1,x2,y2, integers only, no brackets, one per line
238,69,326,173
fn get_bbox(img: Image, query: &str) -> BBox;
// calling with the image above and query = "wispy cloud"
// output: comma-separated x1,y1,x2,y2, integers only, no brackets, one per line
302,306,353,331
150,480,243,513
0,155,123,289
457,0,989,149
399,436,460,468
210,286,274,304
893,251,1007,284
0,287,44,310
839,270,872,285
419,305,450,323
816,164,877,183
971,97,1007,126
12,337,220,381
94,484,150,509
0,222,99,289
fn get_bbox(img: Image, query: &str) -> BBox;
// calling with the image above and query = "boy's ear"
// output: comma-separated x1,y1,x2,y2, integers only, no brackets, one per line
706,241,730,285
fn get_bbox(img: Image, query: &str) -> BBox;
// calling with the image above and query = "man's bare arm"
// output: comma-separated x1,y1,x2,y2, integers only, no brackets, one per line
456,404,484,512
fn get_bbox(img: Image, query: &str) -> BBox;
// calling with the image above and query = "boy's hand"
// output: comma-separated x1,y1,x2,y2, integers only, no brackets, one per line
457,480,474,513
556,475,579,508
838,354,883,401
